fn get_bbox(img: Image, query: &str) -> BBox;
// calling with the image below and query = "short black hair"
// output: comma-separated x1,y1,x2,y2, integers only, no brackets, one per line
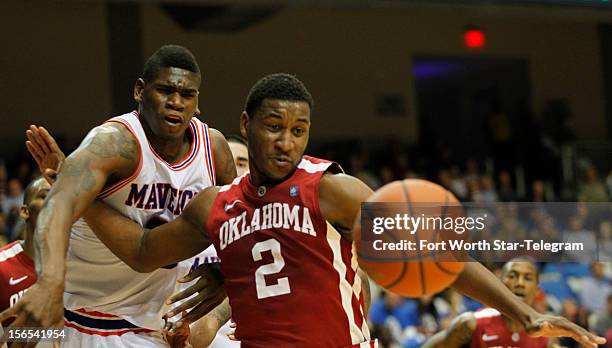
244,73,313,117
502,258,539,282
142,45,200,83
23,177,45,206
225,134,247,146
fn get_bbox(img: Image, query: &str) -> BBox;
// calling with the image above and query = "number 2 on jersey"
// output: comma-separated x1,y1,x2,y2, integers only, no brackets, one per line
251,239,291,299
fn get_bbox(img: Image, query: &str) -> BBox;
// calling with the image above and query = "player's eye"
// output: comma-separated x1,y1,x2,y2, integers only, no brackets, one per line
267,124,281,131
293,128,305,136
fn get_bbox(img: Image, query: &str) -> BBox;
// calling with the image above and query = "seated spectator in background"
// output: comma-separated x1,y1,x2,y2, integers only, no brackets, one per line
497,170,518,201
591,294,612,338
599,221,612,262
369,291,452,348
562,215,597,262
349,152,380,189
449,166,468,201
421,259,550,348
472,175,498,206
578,262,611,314
1,178,24,241
530,179,549,202
578,164,609,202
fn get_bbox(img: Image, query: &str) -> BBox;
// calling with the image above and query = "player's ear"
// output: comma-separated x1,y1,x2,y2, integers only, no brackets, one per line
134,78,145,104
19,205,29,221
240,111,249,139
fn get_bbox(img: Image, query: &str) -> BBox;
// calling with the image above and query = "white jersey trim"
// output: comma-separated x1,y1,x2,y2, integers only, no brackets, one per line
0,242,23,263
474,308,501,319
325,222,365,344
297,157,332,174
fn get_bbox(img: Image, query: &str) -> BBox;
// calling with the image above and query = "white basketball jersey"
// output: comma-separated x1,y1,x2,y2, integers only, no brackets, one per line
64,111,216,330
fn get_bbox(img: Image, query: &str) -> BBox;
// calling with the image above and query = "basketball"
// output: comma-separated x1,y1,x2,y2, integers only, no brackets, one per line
355,179,465,298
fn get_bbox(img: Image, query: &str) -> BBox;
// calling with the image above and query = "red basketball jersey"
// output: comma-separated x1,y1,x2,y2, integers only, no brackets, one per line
0,241,37,326
206,156,373,348
470,308,548,348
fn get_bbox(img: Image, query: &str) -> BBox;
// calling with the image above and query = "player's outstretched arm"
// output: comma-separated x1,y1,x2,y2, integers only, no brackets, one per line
0,123,139,339
421,312,476,348
84,187,216,273
452,262,605,348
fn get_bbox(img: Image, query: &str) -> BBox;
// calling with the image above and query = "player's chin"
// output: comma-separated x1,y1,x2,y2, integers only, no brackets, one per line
265,166,293,182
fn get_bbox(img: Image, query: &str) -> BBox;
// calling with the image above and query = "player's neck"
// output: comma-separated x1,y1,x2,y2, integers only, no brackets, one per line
142,122,191,163
21,227,35,260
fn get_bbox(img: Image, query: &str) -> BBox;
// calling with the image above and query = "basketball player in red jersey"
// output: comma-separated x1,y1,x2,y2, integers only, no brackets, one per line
422,259,556,348
0,177,49,326
5,74,605,348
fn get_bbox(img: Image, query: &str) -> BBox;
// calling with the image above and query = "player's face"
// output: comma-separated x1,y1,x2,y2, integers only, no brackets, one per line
135,67,200,141
241,99,311,184
501,262,538,306
20,179,51,225
229,141,249,176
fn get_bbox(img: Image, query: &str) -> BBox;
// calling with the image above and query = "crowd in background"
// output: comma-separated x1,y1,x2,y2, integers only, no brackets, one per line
0,133,610,348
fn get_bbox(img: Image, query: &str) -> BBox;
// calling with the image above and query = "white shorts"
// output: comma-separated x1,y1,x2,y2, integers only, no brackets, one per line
61,309,167,348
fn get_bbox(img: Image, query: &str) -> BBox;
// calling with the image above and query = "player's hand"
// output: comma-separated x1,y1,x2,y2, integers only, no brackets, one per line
163,315,192,348
25,125,65,185
163,264,227,333
228,320,237,341
0,280,64,348
525,313,606,348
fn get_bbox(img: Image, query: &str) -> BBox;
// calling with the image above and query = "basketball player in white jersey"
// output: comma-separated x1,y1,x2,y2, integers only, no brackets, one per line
24,130,247,347
1,45,236,348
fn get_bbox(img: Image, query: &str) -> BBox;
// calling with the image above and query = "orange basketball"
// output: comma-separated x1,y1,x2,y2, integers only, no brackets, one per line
355,179,465,298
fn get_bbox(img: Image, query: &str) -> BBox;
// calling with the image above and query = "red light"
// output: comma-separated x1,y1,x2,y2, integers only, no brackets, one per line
464,29,485,49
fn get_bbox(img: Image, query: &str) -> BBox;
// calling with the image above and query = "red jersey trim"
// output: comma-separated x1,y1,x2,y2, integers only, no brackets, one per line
64,321,154,337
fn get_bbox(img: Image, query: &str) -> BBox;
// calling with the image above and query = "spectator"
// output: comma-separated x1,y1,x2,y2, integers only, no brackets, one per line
497,170,517,201
1,178,24,241
562,215,597,262
530,179,548,202
578,262,611,314
473,175,498,205
349,152,380,189
449,166,468,201
591,294,612,338
599,221,612,262
578,164,609,202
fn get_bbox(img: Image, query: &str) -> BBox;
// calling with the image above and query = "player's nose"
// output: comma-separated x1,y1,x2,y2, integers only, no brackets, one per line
274,130,294,152
167,92,185,111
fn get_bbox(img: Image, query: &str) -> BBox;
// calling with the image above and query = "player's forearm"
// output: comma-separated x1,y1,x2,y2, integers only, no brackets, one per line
85,200,208,272
34,192,74,285
84,200,155,272
451,262,537,328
